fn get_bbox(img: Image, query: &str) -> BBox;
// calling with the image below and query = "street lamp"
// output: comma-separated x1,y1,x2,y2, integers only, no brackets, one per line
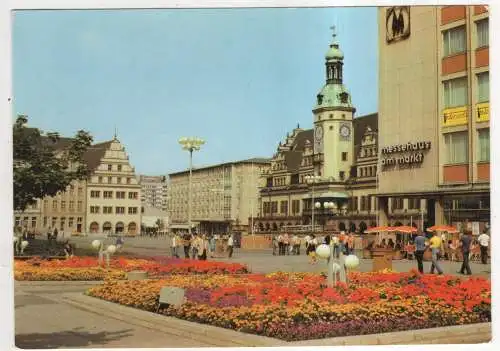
179,137,205,234
305,175,321,233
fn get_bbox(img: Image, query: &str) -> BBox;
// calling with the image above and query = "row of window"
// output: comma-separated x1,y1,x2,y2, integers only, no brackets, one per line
95,176,133,184
443,72,489,108
90,191,139,199
359,165,377,178
45,200,83,212
262,197,425,216
444,129,489,164
89,206,139,215
442,19,488,57
44,216,83,230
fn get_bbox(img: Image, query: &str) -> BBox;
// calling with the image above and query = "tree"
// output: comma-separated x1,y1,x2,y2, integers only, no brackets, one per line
13,115,93,211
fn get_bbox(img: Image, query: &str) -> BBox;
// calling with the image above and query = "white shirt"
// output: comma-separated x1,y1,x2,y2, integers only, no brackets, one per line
478,233,490,247
304,235,311,244
171,236,177,247
228,237,234,246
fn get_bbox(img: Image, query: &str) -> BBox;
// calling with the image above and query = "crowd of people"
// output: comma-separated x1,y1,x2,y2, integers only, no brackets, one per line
271,232,357,265
169,232,235,260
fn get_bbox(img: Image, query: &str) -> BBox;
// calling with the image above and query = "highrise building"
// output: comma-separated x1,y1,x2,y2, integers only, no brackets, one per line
137,175,168,212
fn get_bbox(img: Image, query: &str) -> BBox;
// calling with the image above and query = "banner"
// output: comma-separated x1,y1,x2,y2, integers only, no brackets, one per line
476,103,489,123
442,106,467,127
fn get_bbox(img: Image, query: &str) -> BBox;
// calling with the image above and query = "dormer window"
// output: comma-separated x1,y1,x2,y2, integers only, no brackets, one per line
339,92,349,104
317,94,324,105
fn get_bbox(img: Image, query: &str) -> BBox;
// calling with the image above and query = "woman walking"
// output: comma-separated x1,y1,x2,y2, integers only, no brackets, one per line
307,234,318,265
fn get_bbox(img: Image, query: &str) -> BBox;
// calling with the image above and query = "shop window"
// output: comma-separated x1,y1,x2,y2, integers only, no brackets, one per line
477,72,489,102
476,18,489,48
444,132,468,164
443,26,466,56
478,129,490,162
443,77,467,108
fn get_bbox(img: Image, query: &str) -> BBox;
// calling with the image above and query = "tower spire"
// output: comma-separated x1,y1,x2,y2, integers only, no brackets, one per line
330,25,338,45
113,126,118,140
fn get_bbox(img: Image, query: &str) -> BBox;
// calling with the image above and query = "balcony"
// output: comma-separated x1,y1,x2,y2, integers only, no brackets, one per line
442,106,467,127
476,102,489,123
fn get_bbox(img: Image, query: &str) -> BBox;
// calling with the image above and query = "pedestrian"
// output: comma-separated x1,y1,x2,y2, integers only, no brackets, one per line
209,235,216,258
458,231,472,275
182,231,192,259
227,234,234,258
307,234,318,264
414,232,427,274
292,234,300,255
47,227,52,241
191,234,200,259
429,231,444,275
198,234,208,260
477,230,490,264
277,233,284,256
63,240,74,259
53,228,59,242
283,233,290,255
170,234,178,258
304,234,311,253
347,233,355,255
116,236,124,252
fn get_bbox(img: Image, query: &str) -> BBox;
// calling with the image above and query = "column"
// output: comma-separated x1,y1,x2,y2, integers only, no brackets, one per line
434,197,446,225
377,196,389,226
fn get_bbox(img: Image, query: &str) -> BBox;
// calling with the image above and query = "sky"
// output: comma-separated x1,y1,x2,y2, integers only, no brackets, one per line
12,7,378,175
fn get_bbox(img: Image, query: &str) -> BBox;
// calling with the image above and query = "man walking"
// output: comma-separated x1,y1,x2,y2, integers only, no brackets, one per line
414,231,426,274
429,231,444,275
477,229,490,265
170,234,178,258
458,231,472,275
227,234,234,258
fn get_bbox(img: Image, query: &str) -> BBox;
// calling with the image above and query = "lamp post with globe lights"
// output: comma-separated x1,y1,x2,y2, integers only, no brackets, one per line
305,175,321,233
178,137,205,233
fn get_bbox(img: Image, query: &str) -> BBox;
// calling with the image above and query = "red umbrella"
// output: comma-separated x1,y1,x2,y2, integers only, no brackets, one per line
364,226,393,234
426,225,459,234
390,226,418,234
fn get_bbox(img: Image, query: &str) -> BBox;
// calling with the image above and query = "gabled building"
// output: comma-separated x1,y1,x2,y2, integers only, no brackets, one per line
15,132,142,235
85,137,142,235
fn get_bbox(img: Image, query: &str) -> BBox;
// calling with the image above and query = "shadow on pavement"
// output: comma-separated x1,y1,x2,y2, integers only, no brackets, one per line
15,328,134,349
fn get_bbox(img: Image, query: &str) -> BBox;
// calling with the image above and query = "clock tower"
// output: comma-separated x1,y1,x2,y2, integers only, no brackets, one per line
313,27,356,181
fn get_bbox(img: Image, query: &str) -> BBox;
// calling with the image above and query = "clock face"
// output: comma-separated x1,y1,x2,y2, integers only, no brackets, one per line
340,125,351,138
315,126,324,141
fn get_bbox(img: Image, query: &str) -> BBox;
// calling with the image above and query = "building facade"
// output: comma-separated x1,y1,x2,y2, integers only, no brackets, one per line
137,175,168,212
15,135,142,235
377,5,490,233
168,158,270,234
86,138,142,235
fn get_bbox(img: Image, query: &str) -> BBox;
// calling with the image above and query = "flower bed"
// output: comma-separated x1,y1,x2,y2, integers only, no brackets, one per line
86,270,491,341
14,256,249,281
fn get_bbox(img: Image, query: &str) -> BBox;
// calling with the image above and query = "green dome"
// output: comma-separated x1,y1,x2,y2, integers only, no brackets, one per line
325,44,344,60
313,83,353,110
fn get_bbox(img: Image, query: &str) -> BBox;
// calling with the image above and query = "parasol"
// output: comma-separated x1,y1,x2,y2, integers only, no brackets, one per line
426,225,459,234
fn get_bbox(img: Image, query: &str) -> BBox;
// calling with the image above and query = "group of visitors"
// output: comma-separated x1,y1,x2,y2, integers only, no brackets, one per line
273,233,302,255
412,229,490,275
272,232,356,264
170,232,235,260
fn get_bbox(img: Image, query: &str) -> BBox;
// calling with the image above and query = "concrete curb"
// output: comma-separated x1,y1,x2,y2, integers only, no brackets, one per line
53,292,491,346
289,323,491,345
53,292,284,347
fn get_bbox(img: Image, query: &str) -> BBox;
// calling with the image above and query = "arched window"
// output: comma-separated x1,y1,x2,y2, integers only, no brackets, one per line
103,222,112,233
89,222,99,233
359,221,367,234
115,221,124,234
339,222,346,231
128,222,137,235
